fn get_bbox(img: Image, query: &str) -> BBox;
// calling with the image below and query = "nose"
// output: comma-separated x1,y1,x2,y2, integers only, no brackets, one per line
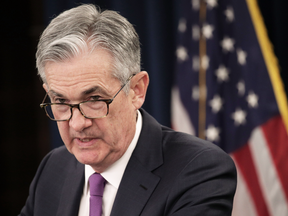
69,107,92,132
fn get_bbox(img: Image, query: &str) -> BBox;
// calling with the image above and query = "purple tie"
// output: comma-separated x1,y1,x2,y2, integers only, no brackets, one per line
89,173,106,216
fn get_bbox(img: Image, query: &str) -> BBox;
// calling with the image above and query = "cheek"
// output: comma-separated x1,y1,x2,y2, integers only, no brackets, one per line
101,113,127,140
109,108,134,137
108,109,128,130
112,99,133,120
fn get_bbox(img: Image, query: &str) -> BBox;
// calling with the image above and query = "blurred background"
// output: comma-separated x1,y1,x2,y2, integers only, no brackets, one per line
0,0,287,215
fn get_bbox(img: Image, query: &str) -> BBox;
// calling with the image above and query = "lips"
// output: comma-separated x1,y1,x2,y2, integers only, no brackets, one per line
74,137,97,147
80,138,92,142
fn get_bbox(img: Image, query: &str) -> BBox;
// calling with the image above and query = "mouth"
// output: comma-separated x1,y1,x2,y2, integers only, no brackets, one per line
79,138,93,142
75,137,97,147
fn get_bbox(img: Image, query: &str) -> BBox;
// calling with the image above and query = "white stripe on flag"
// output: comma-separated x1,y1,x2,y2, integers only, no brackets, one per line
249,126,288,216
231,160,258,216
171,86,195,135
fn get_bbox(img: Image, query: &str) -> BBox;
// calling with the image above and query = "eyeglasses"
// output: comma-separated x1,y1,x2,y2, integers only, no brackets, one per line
40,74,135,121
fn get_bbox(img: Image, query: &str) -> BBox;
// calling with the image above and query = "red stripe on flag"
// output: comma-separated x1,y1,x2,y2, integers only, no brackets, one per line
233,143,270,216
262,115,288,202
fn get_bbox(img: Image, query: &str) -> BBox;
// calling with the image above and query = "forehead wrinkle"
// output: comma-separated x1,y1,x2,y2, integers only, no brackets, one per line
47,81,116,100
82,85,110,97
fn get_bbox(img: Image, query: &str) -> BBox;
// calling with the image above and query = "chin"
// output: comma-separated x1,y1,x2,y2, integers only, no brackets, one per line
75,154,96,166
73,147,100,165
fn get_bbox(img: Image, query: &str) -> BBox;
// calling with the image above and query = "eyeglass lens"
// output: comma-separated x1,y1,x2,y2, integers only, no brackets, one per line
45,100,108,120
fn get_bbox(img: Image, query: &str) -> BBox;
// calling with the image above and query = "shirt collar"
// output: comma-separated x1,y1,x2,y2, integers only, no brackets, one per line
83,110,142,194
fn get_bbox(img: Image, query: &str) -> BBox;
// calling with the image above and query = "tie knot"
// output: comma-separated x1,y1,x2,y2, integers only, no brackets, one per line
89,173,106,196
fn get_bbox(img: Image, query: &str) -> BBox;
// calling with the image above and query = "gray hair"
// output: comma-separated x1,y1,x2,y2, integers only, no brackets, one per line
36,4,141,92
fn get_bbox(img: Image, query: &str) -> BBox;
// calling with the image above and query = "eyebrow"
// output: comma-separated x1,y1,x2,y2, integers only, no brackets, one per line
48,89,64,98
82,86,109,96
48,86,111,98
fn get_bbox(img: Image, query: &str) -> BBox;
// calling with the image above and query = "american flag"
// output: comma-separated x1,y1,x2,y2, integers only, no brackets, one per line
171,0,288,215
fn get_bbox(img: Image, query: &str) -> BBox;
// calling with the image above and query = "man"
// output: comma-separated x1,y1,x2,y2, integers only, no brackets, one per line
19,4,237,216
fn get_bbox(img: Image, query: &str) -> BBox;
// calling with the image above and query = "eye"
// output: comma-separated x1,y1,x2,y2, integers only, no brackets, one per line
89,95,101,101
55,98,67,103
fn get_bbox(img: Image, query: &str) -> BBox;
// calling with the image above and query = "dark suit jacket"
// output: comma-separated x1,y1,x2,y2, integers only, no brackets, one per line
19,109,237,216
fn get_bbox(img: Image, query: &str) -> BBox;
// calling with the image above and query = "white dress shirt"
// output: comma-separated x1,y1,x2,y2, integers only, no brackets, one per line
78,110,142,216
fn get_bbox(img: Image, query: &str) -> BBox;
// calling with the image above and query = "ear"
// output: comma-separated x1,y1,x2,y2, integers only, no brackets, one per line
130,71,149,109
43,83,48,92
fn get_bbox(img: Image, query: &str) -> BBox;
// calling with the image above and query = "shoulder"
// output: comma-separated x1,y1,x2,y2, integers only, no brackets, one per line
31,146,83,198
139,111,236,214
140,108,235,169
40,145,75,168
35,146,81,182
161,125,231,163
160,128,237,215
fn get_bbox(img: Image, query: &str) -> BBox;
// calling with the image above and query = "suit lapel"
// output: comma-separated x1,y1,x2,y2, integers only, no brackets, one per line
56,158,85,216
110,109,163,216
110,156,160,216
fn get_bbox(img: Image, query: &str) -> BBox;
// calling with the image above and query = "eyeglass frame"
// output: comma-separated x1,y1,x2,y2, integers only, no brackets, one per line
40,74,136,121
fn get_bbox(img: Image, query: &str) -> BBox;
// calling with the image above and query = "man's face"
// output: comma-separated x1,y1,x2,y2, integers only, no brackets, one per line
43,49,142,173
